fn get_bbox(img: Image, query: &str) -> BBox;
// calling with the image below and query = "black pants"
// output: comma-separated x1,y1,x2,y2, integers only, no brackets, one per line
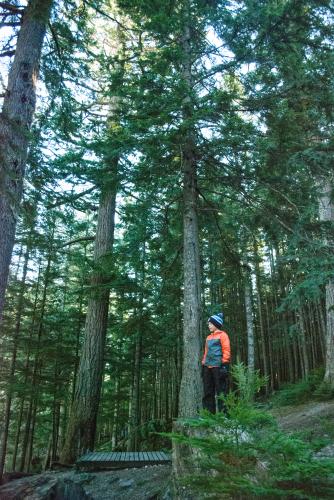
202,366,229,413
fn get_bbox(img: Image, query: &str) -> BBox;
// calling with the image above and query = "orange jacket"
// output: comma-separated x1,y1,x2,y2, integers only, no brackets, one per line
202,330,231,367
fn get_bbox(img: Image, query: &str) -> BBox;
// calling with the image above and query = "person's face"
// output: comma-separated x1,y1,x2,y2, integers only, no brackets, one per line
208,322,217,332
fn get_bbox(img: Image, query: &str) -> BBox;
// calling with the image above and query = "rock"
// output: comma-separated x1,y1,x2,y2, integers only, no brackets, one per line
76,473,95,485
118,478,134,488
47,478,92,499
0,464,172,500
0,475,91,500
161,487,173,500
314,444,334,459
0,471,36,485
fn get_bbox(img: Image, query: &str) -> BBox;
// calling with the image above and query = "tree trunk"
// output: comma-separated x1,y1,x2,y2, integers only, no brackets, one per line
298,307,309,378
11,260,42,471
127,329,142,451
0,245,29,479
60,184,117,464
253,243,269,391
20,243,53,472
244,274,255,372
318,177,334,387
178,13,202,418
0,0,53,321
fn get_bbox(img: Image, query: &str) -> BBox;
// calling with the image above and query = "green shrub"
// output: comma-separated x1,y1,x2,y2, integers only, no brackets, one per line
271,368,329,407
171,364,334,499
313,381,334,401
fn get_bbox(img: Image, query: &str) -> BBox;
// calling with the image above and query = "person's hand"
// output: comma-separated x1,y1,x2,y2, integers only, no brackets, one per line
220,363,229,376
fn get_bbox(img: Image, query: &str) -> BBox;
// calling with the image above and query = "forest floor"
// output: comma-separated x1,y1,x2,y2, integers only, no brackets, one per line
271,399,334,459
1,400,334,499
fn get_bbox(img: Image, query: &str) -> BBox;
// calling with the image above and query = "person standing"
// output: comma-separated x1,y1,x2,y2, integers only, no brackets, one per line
202,313,231,413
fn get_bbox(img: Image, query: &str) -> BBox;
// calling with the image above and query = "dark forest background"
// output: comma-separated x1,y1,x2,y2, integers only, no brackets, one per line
0,0,333,476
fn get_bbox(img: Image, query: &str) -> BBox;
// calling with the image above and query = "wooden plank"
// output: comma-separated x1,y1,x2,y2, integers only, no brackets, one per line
77,449,172,467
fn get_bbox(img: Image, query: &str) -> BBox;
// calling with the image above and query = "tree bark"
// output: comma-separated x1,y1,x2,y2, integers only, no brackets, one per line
244,273,255,372
178,17,202,417
253,243,269,391
0,0,53,321
60,183,117,464
20,241,54,472
0,245,29,479
318,177,334,387
11,259,42,471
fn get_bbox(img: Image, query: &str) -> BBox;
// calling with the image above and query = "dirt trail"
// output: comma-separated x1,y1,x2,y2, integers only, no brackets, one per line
272,400,334,432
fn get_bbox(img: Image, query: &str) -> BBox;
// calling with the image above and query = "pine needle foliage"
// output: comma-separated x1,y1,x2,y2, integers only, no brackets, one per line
171,364,334,499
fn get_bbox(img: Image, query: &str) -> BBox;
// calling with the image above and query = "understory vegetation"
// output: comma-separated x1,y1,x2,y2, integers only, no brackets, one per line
172,365,334,499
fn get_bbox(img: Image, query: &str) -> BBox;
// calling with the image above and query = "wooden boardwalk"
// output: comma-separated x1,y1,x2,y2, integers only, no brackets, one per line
76,451,171,470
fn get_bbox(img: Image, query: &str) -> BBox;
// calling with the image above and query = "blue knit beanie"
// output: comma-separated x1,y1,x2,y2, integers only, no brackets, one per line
208,312,224,329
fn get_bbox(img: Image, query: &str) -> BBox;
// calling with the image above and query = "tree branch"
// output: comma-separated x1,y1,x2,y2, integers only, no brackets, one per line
47,186,96,209
0,2,24,14
82,0,139,33
61,236,95,248
48,21,62,59
0,49,15,57
0,21,21,27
